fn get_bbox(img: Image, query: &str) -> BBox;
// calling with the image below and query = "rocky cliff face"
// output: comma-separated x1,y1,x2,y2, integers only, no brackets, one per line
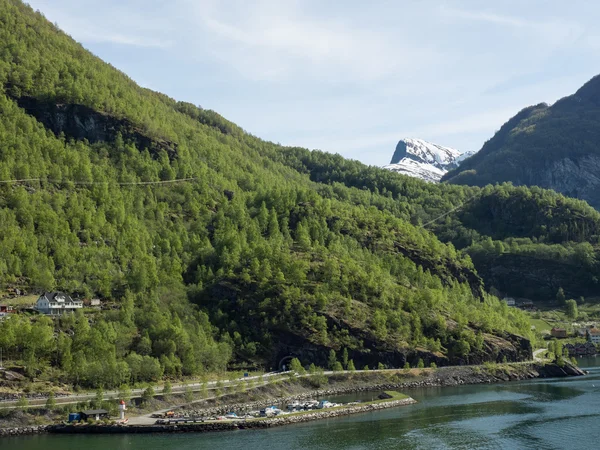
522,155,600,209
443,74,600,210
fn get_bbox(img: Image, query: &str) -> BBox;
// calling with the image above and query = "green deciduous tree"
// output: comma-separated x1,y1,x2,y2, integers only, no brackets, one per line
566,299,578,319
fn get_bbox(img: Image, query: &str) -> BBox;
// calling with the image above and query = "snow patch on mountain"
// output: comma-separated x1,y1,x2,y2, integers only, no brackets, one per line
384,159,446,183
383,138,474,182
456,151,476,164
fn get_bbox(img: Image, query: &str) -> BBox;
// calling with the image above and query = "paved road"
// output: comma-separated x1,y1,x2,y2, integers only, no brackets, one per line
1,354,549,412
533,348,548,362
0,371,286,409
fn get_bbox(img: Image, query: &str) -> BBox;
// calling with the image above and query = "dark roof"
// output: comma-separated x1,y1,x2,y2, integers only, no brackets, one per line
80,409,108,415
42,292,73,302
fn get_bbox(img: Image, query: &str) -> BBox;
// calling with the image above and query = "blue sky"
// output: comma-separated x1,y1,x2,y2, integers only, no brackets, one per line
26,0,600,166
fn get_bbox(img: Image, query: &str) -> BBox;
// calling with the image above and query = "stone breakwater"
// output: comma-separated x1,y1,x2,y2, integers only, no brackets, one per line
0,425,50,437
187,362,582,417
0,392,70,402
46,398,416,435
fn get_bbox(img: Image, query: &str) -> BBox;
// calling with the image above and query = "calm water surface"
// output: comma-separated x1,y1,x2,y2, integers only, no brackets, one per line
6,357,600,449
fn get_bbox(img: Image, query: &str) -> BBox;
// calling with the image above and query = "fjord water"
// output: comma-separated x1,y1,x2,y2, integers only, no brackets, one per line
9,358,600,450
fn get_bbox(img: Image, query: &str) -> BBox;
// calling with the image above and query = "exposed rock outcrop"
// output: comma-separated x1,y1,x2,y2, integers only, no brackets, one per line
14,95,177,161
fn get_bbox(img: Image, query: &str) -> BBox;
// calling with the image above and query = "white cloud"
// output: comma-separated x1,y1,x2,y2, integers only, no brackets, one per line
439,6,584,45
29,0,172,48
181,0,441,82
71,28,172,48
440,8,532,28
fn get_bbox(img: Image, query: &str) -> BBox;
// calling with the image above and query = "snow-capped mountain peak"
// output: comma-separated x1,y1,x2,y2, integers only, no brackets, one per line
383,138,474,182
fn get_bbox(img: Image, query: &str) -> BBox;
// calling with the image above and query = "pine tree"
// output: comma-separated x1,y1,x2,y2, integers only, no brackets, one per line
327,350,337,370
341,348,349,369
556,287,566,305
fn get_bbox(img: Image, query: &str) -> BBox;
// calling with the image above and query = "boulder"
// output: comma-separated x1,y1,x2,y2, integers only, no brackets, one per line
377,392,393,400
2,370,25,381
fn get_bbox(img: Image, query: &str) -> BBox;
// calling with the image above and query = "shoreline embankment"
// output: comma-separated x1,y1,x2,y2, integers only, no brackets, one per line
0,361,585,437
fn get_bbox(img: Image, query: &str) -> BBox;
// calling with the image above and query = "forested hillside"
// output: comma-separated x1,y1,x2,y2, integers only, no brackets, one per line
0,0,590,389
272,147,600,302
442,74,600,209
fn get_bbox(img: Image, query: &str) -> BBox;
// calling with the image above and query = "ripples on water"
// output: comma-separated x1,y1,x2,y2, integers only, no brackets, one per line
8,357,600,450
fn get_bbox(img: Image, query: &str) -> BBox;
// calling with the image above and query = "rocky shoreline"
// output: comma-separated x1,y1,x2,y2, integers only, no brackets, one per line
0,362,585,438
184,362,584,417
0,425,50,437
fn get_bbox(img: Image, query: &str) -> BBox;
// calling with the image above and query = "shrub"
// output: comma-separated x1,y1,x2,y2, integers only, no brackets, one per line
16,396,28,410
185,386,194,403
45,392,56,410
141,386,155,404
290,358,305,375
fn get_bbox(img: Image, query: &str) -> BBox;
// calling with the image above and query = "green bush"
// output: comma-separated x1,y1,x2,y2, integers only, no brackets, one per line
141,386,155,404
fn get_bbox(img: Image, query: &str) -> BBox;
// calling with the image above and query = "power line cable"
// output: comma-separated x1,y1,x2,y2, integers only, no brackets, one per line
421,193,480,228
0,177,198,186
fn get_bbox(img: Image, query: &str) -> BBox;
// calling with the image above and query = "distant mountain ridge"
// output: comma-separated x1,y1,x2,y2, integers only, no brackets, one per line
442,74,600,209
383,138,474,182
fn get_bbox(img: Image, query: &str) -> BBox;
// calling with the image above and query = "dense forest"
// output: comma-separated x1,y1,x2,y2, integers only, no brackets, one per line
0,0,596,388
272,147,600,300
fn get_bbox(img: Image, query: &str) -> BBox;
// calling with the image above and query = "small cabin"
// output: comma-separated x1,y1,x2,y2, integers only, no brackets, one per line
0,305,13,319
79,409,109,421
550,328,567,338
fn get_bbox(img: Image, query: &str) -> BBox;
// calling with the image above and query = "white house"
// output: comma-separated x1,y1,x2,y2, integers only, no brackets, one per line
35,292,83,315
588,328,600,345
503,297,516,307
